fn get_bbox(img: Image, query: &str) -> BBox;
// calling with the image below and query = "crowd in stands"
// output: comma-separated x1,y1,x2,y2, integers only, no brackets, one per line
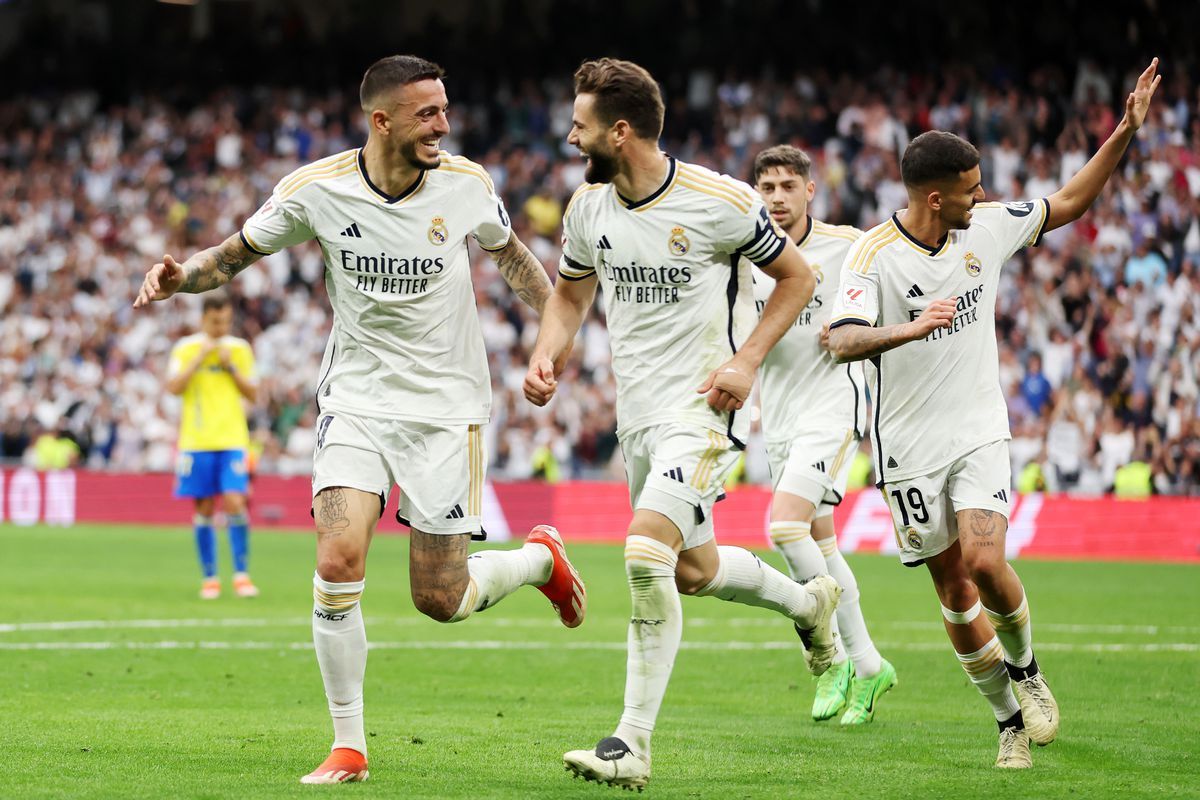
2,58,1198,495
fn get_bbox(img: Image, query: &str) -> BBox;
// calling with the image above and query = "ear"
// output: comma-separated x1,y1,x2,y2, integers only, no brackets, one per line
805,180,816,202
611,119,631,147
926,189,943,212
371,108,390,135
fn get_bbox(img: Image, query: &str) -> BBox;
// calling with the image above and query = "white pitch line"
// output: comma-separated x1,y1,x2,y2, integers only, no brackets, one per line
0,640,1196,653
5,617,1199,635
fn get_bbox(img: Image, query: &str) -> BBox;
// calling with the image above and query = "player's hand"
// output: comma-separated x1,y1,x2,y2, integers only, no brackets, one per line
217,346,233,369
1123,57,1162,132
524,356,558,407
818,323,831,352
697,359,754,412
905,298,956,340
134,254,186,308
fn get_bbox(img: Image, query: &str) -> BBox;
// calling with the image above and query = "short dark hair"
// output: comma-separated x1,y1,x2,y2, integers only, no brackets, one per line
360,55,445,110
573,58,665,141
900,131,980,187
202,293,231,313
753,145,812,183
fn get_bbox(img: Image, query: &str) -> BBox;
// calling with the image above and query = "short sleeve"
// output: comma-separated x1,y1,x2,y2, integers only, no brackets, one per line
240,193,316,256
720,199,787,267
977,198,1051,262
470,176,513,252
558,190,596,281
829,252,881,329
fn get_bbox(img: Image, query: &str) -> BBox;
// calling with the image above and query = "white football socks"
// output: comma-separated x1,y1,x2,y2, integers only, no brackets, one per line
312,574,368,756
695,545,818,625
448,543,553,622
818,535,882,678
614,535,681,760
769,521,848,664
983,593,1034,669
950,622,1021,723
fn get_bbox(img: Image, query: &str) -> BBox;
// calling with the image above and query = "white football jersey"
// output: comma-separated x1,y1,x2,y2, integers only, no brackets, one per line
559,157,786,445
828,199,1050,483
751,217,868,445
241,148,511,424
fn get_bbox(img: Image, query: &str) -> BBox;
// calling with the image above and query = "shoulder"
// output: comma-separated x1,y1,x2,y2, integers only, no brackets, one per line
564,182,605,219
812,219,864,243
674,161,757,215
432,152,498,193
221,335,253,352
273,149,359,201
843,221,903,275
971,199,1045,225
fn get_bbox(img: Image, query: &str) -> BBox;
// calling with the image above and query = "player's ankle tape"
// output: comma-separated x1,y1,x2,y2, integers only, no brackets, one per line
941,600,982,625
193,514,214,526
226,512,248,526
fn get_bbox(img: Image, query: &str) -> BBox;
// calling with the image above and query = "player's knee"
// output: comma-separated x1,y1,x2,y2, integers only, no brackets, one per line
316,552,364,583
962,550,1006,591
673,562,714,595
222,493,247,514
412,590,461,623
195,497,216,516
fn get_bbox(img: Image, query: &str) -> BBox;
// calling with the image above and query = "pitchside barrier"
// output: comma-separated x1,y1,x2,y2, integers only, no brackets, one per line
0,468,1197,562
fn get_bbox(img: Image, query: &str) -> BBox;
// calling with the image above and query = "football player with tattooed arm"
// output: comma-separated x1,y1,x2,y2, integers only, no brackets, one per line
825,58,1161,769
135,54,587,786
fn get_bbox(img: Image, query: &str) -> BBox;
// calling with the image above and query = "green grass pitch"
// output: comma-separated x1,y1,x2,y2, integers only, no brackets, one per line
3,524,1198,799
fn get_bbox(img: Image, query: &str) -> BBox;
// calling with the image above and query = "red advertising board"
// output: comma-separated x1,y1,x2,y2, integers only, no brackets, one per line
1,469,1197,562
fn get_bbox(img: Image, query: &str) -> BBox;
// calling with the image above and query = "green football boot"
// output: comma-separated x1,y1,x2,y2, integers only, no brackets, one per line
811,658,853,721
839,658,897,725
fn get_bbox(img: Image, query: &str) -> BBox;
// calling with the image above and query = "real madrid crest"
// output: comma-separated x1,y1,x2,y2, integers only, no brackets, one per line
668,226,690,256
964,251,982,277
428,216,449,246
905,528,923,551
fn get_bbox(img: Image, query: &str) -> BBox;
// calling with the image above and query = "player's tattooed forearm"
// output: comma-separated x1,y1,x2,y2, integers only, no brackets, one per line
316,487,351,536
827,325,913,362
178,236,256,293
494,238,552,313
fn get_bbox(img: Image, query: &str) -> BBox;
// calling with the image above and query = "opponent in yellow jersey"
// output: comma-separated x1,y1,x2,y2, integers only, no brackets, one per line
166,293,259,600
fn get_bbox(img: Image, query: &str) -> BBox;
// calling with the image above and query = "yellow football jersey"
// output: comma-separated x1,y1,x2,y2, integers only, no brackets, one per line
169,334,255,451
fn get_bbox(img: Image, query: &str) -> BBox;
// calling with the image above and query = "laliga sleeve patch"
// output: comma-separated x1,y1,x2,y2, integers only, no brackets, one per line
842,285,869,313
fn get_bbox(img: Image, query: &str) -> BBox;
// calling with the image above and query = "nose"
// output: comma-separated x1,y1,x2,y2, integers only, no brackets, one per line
433,111,450,135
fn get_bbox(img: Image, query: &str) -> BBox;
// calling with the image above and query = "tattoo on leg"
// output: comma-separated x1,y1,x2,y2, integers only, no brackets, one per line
317,488,351,538
968,510,1001,547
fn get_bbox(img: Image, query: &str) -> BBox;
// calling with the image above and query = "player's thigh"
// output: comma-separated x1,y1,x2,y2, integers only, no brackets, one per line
175,450,218,500
881,467,956,567
948,440,1012,574
767,429,857,524
770,490,817,524
312,486,383,582
216,449,250,497
624,426,738,553
811,512,836,541
391,422,485,538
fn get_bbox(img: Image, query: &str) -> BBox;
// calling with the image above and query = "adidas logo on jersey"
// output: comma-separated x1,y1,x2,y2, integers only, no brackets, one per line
993,490,1009,503
597,235,613,250
906,284,924,298
445,504,465,520
662,467,684,483
887,457,898,469
811,461,826,472
341,222,363,238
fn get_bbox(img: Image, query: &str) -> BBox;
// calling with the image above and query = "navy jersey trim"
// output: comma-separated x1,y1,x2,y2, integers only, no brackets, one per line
616,156,676,210
890,213,948,256
1032,198,1052,247
239,230,270,256
358,149,426,204
725,255,746,450
828,317,871,331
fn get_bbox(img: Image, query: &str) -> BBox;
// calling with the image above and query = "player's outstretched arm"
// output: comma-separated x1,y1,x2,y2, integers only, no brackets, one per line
826,299,956,363
133,234,263,307
523,274,596,407
697,242,814,412
491,234,554,314
1044,58,1161,232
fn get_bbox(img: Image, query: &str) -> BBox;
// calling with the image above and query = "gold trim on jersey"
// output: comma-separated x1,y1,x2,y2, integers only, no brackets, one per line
240,228,268,255
889,214,950,257
437,153,497,192
277,151,357,197
356,164,428,205
677,166,753,214
848,227,900,275
812,219,862,242
280,163,357,201
691,430,726,491
616,158,679,213
467,424,484,516
564,183,604,219
828,428,856,483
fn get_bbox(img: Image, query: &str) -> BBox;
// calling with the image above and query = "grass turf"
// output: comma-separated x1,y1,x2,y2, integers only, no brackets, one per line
2,523,1198,799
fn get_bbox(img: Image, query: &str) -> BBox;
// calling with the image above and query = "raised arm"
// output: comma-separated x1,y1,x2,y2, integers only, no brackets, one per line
490,233,554,314
134,233,262,308
523,274,597,407
1044,58,1161,232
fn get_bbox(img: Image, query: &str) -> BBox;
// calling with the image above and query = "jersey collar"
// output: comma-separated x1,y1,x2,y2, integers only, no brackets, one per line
357,148,427,204
890,212,949,257
792,215,814,248
615,155,677,211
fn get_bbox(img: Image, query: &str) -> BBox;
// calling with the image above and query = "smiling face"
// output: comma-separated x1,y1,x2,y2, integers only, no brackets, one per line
755,165,815,233
373,78,450,170
932,165,987,229
568,93,619,184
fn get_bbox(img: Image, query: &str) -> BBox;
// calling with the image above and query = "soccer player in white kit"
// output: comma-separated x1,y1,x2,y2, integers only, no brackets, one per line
523,59,840,790
749,145,895,725
827,60,1161,768
135,55,588,785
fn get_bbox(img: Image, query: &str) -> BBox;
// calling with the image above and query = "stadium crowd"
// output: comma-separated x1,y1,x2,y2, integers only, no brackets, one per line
2,59,1199,495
